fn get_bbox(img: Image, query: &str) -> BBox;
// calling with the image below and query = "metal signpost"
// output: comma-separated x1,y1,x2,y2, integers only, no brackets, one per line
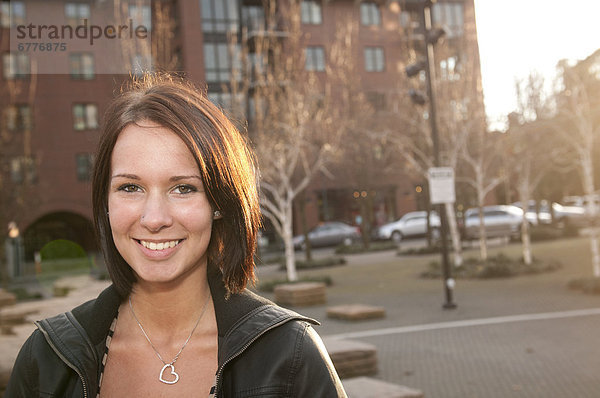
428,167,457,309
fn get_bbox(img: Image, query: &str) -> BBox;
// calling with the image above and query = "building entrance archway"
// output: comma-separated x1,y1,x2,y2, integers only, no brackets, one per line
23,212,97,261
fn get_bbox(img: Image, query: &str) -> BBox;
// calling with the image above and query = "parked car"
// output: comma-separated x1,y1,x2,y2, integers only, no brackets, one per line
462,205,525,240
293,221,360,250
513,200,588,229
552,202,588,228
562,195,600,210
512,201,552,225
376,211,441,242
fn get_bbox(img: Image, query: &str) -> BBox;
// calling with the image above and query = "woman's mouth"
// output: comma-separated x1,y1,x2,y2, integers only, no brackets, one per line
138,239,182,251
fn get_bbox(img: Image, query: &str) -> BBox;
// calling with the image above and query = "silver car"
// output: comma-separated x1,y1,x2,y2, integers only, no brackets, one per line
376,211,441,242
463,205,525,240
293,221,360,250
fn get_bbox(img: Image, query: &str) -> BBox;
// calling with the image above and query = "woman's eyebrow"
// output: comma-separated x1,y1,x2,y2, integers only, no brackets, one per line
169,175,202,182
111,173,140,180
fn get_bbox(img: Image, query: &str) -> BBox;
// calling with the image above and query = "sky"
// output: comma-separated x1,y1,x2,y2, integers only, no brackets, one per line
473,0,600,130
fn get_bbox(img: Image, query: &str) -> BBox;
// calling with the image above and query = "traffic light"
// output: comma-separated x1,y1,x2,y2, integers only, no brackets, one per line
409,89,426,105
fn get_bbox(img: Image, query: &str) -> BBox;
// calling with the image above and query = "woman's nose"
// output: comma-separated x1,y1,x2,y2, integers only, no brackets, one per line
140,194,173,231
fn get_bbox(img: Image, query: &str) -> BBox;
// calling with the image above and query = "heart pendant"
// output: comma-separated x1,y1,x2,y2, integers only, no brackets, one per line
159,364,180,384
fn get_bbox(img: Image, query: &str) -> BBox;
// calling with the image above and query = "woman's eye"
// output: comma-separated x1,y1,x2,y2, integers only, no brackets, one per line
174,184,197,194
118,184,141,193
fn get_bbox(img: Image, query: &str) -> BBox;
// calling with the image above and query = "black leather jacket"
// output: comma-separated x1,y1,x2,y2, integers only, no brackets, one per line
6,268,347,397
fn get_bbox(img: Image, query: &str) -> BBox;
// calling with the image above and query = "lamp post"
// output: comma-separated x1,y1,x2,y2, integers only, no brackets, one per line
406,0,456,309
7,221,22,279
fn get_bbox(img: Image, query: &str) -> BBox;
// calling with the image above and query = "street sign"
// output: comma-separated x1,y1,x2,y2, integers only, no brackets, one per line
428,167,455,204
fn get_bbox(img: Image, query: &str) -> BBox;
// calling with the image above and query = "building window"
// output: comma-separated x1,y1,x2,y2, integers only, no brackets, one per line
432,2,463,38
201,0,239,33
129,3,152,31
1,1,25,28
305,46,325,71
440,56,459,81
241,5,265,32
3,105,32,131
72,104,98,130
203,43,240,83
76,153,94,181
301,1,322,25
399,9,420,30
366,91,386,110
10,156,36,184
69,53,94,79
364,47,384,72
65,3,90,27
360,2,380,26
3,53,30,79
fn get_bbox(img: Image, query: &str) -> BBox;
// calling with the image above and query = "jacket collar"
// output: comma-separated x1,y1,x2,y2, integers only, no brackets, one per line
49,267,317,367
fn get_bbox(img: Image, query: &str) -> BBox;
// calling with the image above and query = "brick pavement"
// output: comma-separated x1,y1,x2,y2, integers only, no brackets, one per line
3,237,600,397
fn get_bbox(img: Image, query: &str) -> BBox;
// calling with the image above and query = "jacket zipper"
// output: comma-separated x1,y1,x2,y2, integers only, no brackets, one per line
36,322,89,398
213,317,298,398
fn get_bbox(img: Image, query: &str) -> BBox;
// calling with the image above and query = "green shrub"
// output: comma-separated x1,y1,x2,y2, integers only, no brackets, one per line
397,245,441,256
278,257,346,271
7,287,43,301
40,239,86,260
335,241,397,254
421,252,561,279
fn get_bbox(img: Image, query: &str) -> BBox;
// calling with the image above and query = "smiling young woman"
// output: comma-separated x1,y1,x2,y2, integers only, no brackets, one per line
6,73,347,397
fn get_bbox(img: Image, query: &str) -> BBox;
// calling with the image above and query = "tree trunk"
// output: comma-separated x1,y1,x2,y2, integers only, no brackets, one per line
521,215,532,265
518,177,533,266
282,204,298,282
582,156,600,277
590,229,600,278
298,193,312,262
476,174,488,262
445,202,463,266
477,205,487,262
359,197,372,249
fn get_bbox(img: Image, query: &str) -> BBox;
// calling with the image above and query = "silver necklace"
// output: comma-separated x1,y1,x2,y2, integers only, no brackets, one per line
128,292,211,385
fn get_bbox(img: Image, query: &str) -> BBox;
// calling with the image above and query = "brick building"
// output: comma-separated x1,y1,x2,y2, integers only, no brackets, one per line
0,0,483,261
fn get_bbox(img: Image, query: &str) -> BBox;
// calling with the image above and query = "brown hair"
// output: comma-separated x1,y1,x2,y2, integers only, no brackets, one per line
92,73,261,297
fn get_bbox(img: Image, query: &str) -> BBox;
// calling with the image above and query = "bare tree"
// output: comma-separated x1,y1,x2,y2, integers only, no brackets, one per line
236,1,343,281
506,72,556,265
553,60,600,276
460,128,503,261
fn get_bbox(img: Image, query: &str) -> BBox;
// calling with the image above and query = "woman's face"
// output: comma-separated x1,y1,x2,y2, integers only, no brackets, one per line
108,121,215,286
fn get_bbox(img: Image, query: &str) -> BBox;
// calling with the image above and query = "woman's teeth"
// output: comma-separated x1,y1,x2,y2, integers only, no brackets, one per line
140,240,180,250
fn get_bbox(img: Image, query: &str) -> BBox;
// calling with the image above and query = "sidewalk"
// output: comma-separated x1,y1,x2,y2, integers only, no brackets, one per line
3,236,600,397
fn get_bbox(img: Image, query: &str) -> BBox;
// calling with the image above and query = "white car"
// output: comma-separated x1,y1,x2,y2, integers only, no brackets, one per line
376,211,441,242
513,200,587,228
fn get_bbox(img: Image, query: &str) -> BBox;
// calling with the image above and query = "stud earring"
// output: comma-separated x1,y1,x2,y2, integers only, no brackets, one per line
213,210,221,219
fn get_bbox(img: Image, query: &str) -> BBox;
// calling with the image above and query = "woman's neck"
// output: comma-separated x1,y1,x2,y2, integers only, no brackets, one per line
128,268,212,336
